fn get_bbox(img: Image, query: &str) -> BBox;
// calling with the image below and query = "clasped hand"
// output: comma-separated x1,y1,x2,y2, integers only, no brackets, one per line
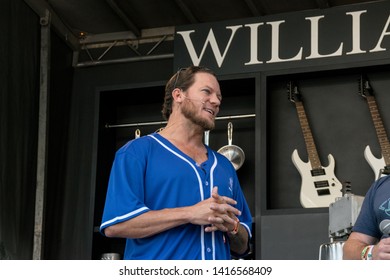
193,186,240,233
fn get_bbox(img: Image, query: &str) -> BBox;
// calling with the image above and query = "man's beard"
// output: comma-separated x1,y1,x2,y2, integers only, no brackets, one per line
182,101,215,131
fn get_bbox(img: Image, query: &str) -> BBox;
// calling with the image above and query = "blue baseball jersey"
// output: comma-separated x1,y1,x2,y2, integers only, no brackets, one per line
352,175,390,239
100,133,252,260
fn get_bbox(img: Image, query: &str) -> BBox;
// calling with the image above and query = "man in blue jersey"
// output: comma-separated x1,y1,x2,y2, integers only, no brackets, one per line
100,66,252,260
343,175,390,260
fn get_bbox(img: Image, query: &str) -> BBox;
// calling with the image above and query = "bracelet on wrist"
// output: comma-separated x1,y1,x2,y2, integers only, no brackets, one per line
229,218,239,235
361,245,374,260
361,245,369,259
366,245,374,260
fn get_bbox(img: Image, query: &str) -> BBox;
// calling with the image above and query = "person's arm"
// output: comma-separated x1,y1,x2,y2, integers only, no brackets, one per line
344,232,390,260
227,223,249,255
104,207,193,239
205,187,250,256
205,214,249,255
343,232,377,260
104,188,240,239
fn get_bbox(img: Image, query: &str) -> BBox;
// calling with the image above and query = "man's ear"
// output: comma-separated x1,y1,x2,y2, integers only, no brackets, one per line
172,88,183,103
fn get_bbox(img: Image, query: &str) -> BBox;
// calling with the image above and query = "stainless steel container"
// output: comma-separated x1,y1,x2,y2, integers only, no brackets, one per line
100,253,121,260
319,241,344,260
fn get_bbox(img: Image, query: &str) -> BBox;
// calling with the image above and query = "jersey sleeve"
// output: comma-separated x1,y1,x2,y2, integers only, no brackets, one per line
230,170,253,258
234,179,252,238
99,141,150,235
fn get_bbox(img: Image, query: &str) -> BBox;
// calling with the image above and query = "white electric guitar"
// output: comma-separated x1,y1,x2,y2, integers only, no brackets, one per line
358,75,390,180
288,81,343,208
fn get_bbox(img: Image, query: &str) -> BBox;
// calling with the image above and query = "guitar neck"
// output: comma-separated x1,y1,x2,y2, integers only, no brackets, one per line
366,95,390,165
295,101,322,169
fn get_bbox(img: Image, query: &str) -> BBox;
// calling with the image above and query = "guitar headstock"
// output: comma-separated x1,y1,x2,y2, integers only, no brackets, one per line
287,81,302,103
358,74,374,99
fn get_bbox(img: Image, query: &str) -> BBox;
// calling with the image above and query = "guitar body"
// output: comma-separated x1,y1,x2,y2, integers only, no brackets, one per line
364,145,386,180
292,149,343,208
359,75,390,180
288,81,343,208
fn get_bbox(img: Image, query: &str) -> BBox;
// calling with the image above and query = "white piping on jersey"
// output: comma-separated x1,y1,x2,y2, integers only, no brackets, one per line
149,134,218,260
209,152,218,260
240,222,252,238
100,206,149,230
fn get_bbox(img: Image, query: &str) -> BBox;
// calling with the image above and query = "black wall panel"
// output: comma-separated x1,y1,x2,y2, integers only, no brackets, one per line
73,62,390,260
267,67,390,210
261,213,329,259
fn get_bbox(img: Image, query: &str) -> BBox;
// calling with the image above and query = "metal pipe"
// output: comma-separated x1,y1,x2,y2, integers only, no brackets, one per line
105,113,255,128
75,53,174,68
33,9,51,260
147,35,168,55
97,40,118,61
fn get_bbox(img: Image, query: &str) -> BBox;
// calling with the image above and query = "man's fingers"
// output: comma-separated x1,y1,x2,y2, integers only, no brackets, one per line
205,223,228,233
208,216,224,224
211,187,237,205
210,203,241,216
208,214,237,224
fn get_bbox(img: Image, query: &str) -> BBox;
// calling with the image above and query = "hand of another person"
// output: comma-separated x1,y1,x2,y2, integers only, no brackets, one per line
373,237,390,260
